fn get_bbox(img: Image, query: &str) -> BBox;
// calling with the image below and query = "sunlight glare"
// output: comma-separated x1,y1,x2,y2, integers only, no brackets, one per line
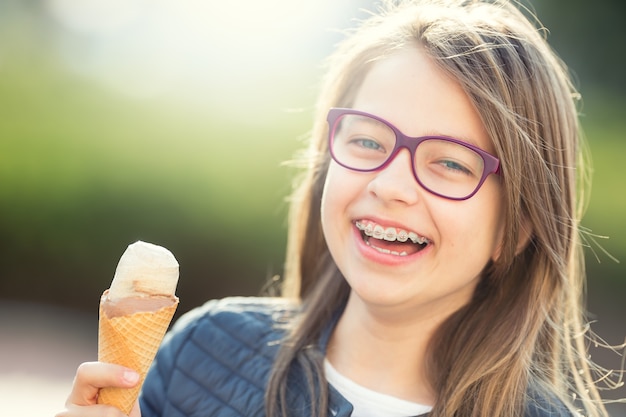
44,0,360,112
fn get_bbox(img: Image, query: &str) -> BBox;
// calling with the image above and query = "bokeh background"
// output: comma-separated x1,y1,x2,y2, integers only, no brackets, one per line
0,0,624,415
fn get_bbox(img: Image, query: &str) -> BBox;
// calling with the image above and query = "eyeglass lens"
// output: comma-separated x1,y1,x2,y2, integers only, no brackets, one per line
330,113,487,199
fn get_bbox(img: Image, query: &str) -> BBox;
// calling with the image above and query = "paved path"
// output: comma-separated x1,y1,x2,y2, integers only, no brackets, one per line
0,300,97,417
1,299,624,416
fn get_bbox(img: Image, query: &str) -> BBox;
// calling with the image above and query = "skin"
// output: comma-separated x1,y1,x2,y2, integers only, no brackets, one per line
322,46,506,404
55,362,141,417
56,45,509,417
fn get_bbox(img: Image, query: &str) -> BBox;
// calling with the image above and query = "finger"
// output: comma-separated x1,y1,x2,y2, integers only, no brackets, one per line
65,362,140,407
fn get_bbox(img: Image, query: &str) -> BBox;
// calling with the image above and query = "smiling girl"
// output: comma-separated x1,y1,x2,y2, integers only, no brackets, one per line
57,1,616,416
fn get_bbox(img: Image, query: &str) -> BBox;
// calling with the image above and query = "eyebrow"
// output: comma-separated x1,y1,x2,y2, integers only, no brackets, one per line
350,114,389,128
390,119,484,149
423,130,483,148
351,110,488,150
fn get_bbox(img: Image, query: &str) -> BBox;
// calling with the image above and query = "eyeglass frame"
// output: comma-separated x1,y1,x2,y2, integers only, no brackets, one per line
326,107,501,201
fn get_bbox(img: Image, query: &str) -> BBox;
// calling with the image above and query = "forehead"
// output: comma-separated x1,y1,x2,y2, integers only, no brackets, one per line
350,47,495,153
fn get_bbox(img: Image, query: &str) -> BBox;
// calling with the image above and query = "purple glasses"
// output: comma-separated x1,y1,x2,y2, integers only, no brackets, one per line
327,108,500,200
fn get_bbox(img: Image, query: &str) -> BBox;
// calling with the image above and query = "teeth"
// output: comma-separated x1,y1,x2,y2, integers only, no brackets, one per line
355,221,430,245
384,227,396,242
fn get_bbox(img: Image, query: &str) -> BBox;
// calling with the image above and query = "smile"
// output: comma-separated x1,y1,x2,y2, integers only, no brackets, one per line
355,220,431,256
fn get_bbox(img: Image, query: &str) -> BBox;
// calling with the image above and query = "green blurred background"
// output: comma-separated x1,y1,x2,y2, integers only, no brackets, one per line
0,0,624,414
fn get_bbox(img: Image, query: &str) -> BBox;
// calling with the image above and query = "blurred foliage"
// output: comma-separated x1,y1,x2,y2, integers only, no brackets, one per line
0,1,313,314
534,0,626,95
0,0,624,412
0,0,623,334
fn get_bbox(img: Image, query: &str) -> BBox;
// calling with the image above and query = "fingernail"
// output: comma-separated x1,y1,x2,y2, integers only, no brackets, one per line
123,370,140,385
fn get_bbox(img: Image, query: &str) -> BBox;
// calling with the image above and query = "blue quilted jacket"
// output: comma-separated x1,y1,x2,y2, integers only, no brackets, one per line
139,297,572,417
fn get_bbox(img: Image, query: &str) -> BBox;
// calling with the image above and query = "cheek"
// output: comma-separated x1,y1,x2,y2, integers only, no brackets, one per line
320,164,344,236
321,163,357,220
465,179,506,260
484,198,507,261
321,164,367,250
441,192,506,262
320,167,335,226
490,218,507,261
321,166,348,266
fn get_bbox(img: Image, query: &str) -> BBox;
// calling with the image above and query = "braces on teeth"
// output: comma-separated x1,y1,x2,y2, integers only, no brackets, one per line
355,221,430,245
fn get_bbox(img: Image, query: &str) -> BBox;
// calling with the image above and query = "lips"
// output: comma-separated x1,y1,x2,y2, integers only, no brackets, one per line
355,220,431,257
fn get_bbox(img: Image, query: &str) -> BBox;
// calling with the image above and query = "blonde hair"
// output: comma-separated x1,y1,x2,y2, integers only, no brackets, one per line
266,1,612,416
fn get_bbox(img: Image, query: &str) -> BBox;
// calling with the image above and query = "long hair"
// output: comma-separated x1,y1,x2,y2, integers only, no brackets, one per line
266,1,610,416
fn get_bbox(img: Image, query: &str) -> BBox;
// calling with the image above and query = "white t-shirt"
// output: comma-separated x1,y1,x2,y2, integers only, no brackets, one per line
324,359,432,417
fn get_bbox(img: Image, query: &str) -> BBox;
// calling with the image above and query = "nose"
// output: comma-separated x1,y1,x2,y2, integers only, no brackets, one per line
367,148,421,205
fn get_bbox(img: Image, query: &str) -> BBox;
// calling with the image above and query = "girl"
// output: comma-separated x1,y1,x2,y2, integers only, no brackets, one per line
57,1,616,416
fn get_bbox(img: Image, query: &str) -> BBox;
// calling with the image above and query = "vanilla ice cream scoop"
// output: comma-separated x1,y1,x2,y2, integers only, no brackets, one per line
108,241,179,300
98,240,180,414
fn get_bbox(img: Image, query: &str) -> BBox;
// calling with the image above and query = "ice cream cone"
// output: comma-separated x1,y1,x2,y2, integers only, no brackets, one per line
97,290,178,415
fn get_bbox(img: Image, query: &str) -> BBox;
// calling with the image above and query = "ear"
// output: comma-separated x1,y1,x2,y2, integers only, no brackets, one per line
491,215,533,261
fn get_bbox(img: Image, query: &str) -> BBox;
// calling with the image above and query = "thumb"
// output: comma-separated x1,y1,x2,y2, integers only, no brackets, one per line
66,362,140,407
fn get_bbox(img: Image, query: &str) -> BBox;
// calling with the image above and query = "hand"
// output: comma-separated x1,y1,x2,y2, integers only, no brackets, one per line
55,362,142,417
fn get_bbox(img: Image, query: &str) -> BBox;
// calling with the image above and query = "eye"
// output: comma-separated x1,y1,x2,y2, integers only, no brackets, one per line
437,159,473,175
352,137,384,151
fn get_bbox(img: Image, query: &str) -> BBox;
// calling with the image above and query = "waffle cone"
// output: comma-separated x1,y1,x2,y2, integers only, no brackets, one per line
97,290,178,415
